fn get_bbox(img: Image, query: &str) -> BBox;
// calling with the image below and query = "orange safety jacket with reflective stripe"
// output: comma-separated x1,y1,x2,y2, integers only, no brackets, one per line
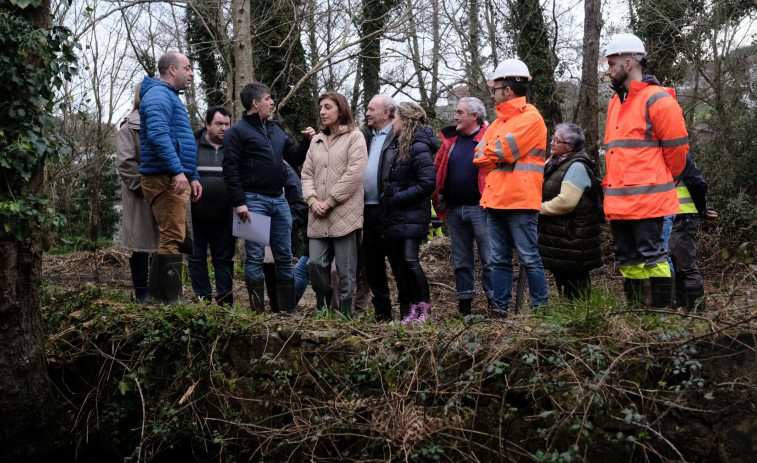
472,97,547,211
603,80,688,220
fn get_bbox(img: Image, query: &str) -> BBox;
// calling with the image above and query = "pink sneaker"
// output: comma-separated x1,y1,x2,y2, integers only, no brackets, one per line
401,304,419,325
415,302,432,323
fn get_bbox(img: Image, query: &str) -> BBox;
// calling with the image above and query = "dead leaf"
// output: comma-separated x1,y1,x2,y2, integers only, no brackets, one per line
179,382,197,405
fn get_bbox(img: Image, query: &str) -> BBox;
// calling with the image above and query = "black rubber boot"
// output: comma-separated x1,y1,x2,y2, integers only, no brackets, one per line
314,290,332,313
458,298,472,316
245,278,265,313
399,302,410,320
130,252,150,303
684,286,706,312
337,297,353,319
150,254,185,304
276,277,300,316
623,278,651,308
216,293,233,307
650,277,674,308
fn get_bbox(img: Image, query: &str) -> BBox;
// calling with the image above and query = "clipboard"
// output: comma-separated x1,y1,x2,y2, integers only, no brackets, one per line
232,211,271,246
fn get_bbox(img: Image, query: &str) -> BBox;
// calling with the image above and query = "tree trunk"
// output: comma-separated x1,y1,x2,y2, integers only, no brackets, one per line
0,6,58,457
232,0,254,118
512,0,563,131
579,0,601,169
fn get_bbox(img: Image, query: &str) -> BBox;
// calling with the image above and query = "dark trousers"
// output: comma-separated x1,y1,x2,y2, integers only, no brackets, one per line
551,270,591,300
610,217,666,268
386,238,430,304
187,218,235,298
363,205,392,316
669,214,703,292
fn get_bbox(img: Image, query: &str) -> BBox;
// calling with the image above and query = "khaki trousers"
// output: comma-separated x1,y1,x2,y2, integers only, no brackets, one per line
141,175,191,254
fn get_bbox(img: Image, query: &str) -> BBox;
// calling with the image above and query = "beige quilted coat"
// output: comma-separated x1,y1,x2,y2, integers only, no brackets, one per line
302,125,368,238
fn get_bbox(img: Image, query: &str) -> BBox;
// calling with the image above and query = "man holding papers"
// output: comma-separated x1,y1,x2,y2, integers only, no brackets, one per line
222,83,315,315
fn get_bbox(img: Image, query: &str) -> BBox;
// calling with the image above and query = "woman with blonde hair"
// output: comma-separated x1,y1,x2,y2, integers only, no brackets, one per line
301,91,368,316
384,102,437,324
116,83,159,303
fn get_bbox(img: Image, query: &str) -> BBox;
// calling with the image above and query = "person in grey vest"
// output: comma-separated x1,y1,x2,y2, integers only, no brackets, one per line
187,106,234,306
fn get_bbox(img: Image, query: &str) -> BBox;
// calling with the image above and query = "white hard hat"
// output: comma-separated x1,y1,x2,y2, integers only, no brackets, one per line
600,33,646,62
487,59,532,86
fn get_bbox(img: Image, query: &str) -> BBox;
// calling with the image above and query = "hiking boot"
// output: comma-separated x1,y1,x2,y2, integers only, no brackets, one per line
416,302,432,323
401,304,419,325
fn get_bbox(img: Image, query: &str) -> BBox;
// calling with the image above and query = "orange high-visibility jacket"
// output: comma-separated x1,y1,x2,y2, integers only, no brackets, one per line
472,97,547,211
603,80,688,220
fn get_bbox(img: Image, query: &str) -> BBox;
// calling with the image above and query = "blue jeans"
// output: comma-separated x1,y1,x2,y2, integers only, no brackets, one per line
243,192,293,280
662,214,676,276
187,217,235,297
294,255,309,303
447,205,494,300
487,209,548,309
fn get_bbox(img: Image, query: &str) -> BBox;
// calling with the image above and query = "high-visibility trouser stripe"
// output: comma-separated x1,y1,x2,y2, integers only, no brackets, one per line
619,262,671,279
493,162,544,174
603,181,675,197
606,137,688,149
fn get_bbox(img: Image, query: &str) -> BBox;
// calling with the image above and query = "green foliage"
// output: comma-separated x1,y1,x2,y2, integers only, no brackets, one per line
693,100,757,258
508,0,563,129
185,0,228,107
0,7,77,242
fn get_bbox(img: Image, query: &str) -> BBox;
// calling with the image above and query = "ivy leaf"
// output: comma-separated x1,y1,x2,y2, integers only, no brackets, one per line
9,0,45,8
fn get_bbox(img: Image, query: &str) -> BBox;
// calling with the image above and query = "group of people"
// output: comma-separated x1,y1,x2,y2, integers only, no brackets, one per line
117,32,714,324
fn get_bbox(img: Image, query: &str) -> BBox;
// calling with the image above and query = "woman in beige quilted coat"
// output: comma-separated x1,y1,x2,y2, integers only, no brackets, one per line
301,91,368,316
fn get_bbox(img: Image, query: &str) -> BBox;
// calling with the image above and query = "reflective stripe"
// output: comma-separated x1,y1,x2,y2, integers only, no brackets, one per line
607,139,662,149
493,162,544,174
661,136,688,148
619,262,671,279
494,139,505,162
505,133,520,161
197,166,223,172
528,147,547,159
645,91,672,140
604,180,675,197
677,185,698,213
473,139,486,160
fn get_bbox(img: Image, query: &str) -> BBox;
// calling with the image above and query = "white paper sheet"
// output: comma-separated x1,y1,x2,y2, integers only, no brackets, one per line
232,211,271,246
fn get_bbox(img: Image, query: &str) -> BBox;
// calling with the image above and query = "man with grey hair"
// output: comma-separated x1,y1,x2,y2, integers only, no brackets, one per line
362,94,397,322
432,96,494,316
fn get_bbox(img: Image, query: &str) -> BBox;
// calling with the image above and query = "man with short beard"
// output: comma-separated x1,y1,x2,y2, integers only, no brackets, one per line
188,106,234,306
601,33,688,307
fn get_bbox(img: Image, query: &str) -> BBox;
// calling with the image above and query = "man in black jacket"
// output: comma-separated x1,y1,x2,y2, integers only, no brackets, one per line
669,152,717,311
222,83,315,314
362,94,397,322
188,106,234,306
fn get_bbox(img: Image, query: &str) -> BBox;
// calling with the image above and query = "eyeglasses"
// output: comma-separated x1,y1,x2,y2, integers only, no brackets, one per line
551,137,567,145
490,86,508,96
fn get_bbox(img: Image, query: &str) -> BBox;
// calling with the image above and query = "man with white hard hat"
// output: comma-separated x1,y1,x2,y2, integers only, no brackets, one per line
472,59,549,315
601,33,688,308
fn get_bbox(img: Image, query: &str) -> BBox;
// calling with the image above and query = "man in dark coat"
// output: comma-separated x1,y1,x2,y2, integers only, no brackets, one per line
222,83,315,315
188,106,234,306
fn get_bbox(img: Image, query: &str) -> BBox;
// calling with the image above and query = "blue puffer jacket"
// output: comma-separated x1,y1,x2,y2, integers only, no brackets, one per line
138,76,199,180
381,126,438,240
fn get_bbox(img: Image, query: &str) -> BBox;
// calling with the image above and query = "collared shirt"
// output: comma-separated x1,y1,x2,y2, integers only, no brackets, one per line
364,123,392,205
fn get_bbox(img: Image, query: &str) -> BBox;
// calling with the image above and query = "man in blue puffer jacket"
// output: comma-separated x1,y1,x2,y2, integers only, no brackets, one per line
139,51,202,303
